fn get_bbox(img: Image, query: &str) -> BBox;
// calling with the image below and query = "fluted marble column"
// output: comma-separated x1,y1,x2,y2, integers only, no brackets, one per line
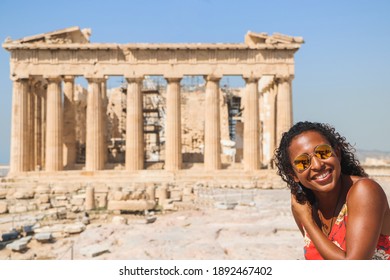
276,75,293,146
27,82,35,171
9,78,29,173
40,86,47,169
33,82,43,170
125,77,144,170
63,76,76,169
101,78,108,165
268,83,277,167
204,75,221,170
165,77,182,171
45,77,63,172
243,77,261,171
86,77,105,171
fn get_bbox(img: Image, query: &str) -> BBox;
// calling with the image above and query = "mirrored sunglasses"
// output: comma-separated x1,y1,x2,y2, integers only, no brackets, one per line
293,144,333,172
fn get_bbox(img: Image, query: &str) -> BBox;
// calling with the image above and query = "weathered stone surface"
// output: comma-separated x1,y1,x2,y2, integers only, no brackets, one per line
37,194,50,204
112,216,127,225
35,232,53,242
14,189,35,199
0,201,8,213
80,244,110,258
107,200,156,212
0,188,8,199
64,222,86,234
35,185,51,194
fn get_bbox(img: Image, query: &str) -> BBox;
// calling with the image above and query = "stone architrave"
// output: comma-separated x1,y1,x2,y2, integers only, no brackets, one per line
276,75,293,146
243,77,261,171
9,78,29,173
86,77,105,171
45,77,63,172
204,75,221,170
63,76,76,168
125,77,144,171
165,77,182,171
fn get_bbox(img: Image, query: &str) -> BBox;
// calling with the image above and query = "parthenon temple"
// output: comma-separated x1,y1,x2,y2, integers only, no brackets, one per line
3,27,303,179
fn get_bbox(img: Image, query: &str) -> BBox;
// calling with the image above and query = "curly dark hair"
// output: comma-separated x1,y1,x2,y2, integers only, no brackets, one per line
274,121,367,205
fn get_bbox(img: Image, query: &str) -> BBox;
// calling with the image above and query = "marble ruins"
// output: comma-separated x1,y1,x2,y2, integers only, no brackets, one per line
0,27,303,226
3,26,303,175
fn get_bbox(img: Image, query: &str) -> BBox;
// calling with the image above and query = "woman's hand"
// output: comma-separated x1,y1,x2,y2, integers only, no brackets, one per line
291,193,313,225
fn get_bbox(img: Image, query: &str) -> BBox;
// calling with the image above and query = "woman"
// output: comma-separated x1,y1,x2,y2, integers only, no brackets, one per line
274,121,390,260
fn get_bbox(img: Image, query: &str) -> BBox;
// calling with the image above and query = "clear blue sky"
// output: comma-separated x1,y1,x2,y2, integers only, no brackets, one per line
1,0,389,164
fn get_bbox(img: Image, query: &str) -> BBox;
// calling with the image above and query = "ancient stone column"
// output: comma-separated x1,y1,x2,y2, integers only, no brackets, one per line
63,76,76,169
268,83,277,168
276,75,293,146
27,82,35,171
9,78,29,173
101,78,108,165
33,82,42,170
40,86,47,169
125,77,144,171
85,186,95,211
86,77,105,171
204,75,221,170
165,77,182,171
45,77,63,172
243,77,261,171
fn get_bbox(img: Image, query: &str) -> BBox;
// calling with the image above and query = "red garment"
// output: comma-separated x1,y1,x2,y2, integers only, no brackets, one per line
303,203,390,260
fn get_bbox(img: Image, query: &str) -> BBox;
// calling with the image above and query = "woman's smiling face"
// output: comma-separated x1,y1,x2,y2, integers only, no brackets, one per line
288,130,341,193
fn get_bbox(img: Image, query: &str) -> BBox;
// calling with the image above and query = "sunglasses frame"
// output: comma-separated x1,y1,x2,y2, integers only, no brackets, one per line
292,143,334,173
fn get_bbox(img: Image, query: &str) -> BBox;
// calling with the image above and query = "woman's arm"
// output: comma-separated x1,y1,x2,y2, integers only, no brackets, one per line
292,178,387,259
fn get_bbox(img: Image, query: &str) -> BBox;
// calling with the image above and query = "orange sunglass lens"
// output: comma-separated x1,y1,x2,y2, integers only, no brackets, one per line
293,154,310,171
314,145,332,159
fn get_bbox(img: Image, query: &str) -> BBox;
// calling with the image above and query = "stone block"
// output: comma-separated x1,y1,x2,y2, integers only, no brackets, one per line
52,186,69,195
14,189,35,199
38,194,50,204
96,194,107,208
112,216,127,225
70,197,84,206
6,240,28,252
35,232,53,243
1,230,19,241
35,184,51,194
80,244,110,258
0,201,8,214
64,222,86,234
9,205,28,214
0,188,8,199
107,200,156,212
38,203,51,211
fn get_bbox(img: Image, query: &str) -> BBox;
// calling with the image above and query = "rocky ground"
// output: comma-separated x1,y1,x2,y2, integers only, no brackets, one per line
1,176,389,261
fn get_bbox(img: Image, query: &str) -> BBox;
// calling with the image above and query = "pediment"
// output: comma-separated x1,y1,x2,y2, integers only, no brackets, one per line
245,31,304,47
5,26,91,44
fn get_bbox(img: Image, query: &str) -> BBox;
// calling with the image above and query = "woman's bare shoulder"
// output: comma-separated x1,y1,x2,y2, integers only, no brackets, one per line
347,177,388,206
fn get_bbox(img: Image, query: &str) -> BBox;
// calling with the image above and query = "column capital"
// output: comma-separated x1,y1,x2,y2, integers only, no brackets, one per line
10,75,29,82
204,74,222,82
165,77,182,83
85,76,105,83
125,76,144,83
44,76,62,83
243,75,261,83
275,74,294,83
62,75,75,82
